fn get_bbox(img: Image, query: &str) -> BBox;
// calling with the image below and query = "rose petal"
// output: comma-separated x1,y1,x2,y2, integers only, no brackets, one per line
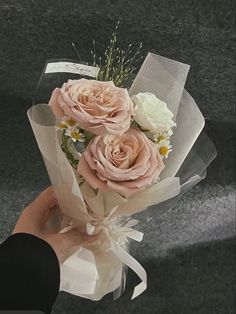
48,88,65,118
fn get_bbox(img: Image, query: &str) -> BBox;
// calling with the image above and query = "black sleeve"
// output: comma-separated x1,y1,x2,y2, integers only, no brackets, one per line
0,233,60,314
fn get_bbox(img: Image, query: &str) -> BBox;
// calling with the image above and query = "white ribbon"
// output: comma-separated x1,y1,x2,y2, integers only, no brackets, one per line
60,217,147,299
110,240,147,299
88,214,147,300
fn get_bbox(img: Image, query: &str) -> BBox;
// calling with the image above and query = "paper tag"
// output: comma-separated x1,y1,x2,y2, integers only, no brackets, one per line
45,62,100,78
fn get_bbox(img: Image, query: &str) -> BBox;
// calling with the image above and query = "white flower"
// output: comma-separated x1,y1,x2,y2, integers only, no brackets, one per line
132,92,176,134
154,131,171,143
65,126,85,143
157,139,172,159
57,116,78,130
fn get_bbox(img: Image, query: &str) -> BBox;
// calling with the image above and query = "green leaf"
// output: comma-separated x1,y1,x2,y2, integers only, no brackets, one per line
84,131,95,147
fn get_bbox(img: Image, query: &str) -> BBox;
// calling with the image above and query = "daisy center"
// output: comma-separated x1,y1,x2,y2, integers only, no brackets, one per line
159,146,169,156
71,132,82,141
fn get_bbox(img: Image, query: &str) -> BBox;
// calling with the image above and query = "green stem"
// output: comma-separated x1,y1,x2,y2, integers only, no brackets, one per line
61,130,79,169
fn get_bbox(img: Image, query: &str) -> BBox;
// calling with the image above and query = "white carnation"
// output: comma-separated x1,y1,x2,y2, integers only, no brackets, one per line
132,92,176,133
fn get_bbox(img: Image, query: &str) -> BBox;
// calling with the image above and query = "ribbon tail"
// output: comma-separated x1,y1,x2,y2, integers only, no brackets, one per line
110,241,147,299
124,228,144,242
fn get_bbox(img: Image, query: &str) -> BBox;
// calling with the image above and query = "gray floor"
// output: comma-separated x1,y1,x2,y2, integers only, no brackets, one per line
0,1,235,313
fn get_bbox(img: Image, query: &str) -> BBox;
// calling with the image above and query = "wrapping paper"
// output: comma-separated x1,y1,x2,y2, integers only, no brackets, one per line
28,53,215,300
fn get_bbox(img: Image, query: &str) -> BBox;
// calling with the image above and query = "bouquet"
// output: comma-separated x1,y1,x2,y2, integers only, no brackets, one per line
27,30,216,300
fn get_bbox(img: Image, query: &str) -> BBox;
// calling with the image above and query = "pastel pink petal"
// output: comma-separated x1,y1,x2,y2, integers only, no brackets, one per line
106,180,144,198
48,88,65,118
85,124,106,135
77,156,101,190
62,104,83,123
104,120,130,135
96,161,133,181
62,92,80,107
106,110,130,123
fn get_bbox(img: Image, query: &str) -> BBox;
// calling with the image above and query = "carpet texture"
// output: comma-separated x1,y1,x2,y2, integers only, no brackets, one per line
0,0,235,313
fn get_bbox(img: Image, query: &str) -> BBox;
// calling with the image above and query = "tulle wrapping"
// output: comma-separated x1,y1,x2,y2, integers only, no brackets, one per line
28,53,216,300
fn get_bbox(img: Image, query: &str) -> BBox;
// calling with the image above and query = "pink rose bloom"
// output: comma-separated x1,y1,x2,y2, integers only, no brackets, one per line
48,79,133,135
77,128,165,198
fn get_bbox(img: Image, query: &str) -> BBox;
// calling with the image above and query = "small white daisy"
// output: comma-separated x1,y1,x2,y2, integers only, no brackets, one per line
154,131,171,143
65,126,85,143
56,121,67,130
157,139,172,159
57,116,78,130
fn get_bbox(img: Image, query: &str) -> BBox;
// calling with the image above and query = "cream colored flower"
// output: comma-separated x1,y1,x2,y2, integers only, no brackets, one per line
132,92,176,134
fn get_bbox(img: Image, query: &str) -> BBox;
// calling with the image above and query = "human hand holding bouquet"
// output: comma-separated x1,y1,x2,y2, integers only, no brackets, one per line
12,186,95,264
27,29,216,300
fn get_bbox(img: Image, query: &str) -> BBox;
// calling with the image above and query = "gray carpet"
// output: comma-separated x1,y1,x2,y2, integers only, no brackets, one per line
0,0,235,313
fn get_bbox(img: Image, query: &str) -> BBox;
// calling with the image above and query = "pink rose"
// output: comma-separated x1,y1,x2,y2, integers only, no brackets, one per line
48,79,133,135
77,128,165,197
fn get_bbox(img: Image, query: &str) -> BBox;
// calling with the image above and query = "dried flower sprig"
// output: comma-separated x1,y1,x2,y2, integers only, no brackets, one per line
91,22,143,87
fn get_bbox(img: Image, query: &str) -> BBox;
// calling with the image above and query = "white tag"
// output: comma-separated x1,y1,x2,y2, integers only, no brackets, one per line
45,62,100,78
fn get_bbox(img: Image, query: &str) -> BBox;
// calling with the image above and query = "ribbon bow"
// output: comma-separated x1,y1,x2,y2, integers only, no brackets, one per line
85,208,147,299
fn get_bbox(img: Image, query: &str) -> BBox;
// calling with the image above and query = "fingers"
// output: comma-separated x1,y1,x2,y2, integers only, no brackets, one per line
45,205,63,233
13,186,59,235
27,186,58,221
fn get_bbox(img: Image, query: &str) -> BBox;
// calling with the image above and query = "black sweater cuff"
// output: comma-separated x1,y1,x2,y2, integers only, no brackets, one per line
0,233,60,314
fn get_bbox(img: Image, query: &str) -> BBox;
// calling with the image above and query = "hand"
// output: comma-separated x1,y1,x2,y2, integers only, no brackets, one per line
13,186,94,264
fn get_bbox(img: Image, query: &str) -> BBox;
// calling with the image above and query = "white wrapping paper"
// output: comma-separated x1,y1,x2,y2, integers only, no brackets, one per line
27,53,211,301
